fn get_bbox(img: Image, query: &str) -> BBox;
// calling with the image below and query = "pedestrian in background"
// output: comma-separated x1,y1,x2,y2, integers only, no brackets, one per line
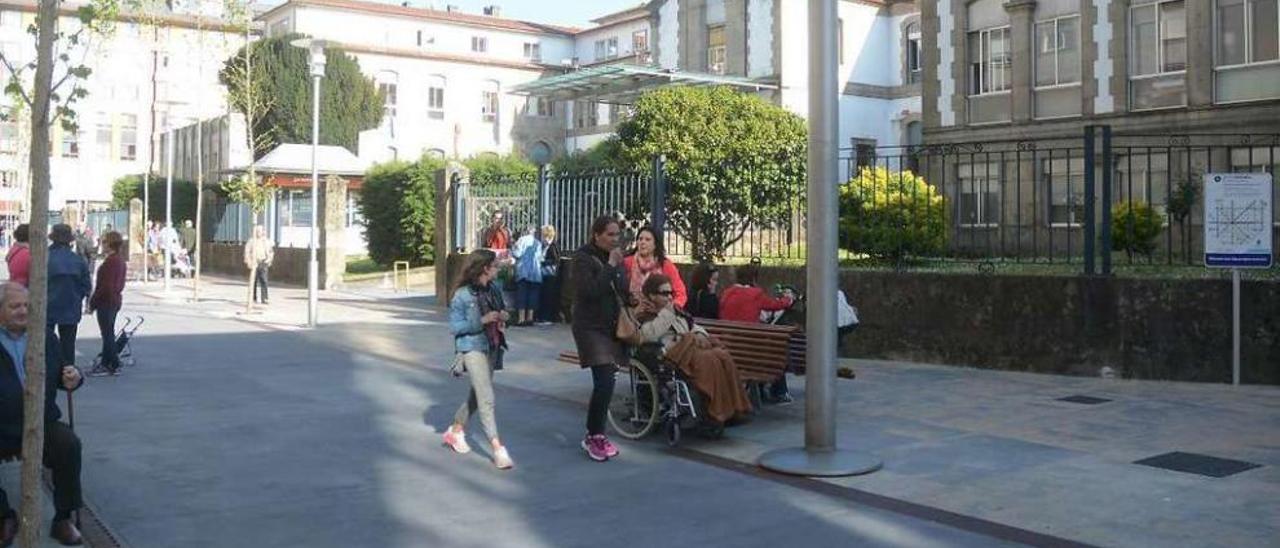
48,224,91,367
244,225,274,305
4,224,29,287
442,249,514,470
570,215,627,462
511,225,545,327
89,231,127,376
623,226,686,310
686,262,721,320
534,224,561,326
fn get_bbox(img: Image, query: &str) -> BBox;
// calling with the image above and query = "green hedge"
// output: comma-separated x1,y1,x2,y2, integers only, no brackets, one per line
1111,201,1164,258
110,174,199,223
359,156,445,267
838,167,947,261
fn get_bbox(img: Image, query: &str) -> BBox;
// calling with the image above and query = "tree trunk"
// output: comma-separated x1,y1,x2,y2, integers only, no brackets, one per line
20,1,58,544
194,118,203,302
246,263,256,313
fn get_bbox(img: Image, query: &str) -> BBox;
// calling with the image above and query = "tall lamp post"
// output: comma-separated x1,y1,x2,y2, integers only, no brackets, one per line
757,0,881,477
291,38,326,328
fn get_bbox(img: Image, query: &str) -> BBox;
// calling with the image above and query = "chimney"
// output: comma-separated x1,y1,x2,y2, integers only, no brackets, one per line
446,4,459,12
482,5,501,17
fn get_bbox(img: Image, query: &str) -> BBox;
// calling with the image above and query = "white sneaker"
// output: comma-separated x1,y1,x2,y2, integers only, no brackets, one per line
492,446,514,470
442,428,471,454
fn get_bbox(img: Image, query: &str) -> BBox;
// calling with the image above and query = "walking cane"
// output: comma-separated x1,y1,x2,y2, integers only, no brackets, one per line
66,385,81,529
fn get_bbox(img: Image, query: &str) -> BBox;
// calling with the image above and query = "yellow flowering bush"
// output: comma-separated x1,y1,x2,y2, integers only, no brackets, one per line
838,167,948,260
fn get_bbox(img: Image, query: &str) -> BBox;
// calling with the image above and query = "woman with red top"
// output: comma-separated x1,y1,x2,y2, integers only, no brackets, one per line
622,226,686,309
89,231,127,376
718,262,797,403
4,224,30,287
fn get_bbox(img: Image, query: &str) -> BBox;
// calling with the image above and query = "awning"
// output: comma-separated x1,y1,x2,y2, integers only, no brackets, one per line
509,63,778,105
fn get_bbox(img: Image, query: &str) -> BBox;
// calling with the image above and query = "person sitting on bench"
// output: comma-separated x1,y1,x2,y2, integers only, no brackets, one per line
0,283,85,546
637,274,751,423
718,263,796,404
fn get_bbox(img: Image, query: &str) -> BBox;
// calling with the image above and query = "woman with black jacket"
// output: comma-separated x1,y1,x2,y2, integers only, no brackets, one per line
570,215,627,462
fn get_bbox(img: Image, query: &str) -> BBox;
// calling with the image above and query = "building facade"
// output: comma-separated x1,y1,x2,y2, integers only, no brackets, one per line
0,0,249,224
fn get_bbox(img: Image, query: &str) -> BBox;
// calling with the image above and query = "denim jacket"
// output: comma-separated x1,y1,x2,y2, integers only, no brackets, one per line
449,286,491,353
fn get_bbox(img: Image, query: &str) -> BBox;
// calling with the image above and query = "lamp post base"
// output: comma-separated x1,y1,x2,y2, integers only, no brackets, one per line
758,447,881,477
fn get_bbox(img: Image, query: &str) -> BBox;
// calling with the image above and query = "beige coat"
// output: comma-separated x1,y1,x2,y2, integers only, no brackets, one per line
639,306,707,350
243,236,275,269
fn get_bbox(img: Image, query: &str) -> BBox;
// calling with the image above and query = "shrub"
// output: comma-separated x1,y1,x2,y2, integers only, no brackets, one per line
111,174,199,223
359,155,446,266
838,167,947,261
463,152,537,183
550,138,625,173
1111,200,1164,258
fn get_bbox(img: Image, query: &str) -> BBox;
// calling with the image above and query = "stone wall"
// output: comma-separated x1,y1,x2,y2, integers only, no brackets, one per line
202,243,318,287
445,251,1279,385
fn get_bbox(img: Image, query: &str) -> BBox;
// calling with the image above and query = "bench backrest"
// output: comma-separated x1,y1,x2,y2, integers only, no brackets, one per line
698,319,797,381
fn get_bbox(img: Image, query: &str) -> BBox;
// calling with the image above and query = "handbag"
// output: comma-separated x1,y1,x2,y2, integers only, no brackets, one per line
615,295,643,345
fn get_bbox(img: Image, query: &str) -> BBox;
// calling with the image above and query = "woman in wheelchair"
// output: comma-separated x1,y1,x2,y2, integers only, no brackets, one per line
635,274,752,424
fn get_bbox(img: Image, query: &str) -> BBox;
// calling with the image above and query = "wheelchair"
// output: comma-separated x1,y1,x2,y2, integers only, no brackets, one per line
606,343,725,447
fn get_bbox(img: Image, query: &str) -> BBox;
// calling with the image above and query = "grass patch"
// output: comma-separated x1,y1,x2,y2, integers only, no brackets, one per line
346,255,384,275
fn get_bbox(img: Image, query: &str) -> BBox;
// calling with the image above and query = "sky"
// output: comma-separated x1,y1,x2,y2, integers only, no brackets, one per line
403,0,644,28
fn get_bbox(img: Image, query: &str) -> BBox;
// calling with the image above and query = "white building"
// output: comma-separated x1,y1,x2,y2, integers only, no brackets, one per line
0,0,250,224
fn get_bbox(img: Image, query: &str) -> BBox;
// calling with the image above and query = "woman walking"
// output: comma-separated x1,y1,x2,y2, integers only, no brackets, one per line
442,249,515,470
4,224,29,287
571,215,628,462
534,225,561,326
89,231,126,376
622,226,686,310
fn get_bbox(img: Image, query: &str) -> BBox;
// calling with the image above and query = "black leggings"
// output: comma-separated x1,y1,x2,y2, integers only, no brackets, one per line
586,364,617,436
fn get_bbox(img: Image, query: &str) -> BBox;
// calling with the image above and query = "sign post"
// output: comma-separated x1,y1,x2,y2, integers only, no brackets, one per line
1203,173,1273,386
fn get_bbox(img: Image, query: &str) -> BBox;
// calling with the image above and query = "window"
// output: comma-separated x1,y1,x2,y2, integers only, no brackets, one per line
853,139,877,170
1217,0,1280,66
1114,154,1170,218
574,100,598,128
969,27,1011,95
427,75,445,120
633,29,649,53
61,129,79,158
958,163,1002,227
0,111,15,155
346,193,364,228
523,42,541,62
594,37,619,61
1130,1,1187,109
471,36,488,53
708,25,726,74
0,11,19,30
1041,158,1085,226
481,87,498,123
906,23,922,84
525,96,553,117
1035,16,1081,87
379,82,397,120
95,113,111,160
281,190,312,228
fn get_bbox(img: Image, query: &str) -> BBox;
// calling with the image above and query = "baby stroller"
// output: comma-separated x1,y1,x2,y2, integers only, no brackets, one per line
171,249,194,278
88,316,144,376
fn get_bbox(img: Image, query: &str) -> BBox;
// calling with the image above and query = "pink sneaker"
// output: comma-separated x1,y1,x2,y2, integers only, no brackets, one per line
599,435,620,458
581,434,609,462
442,428,471,454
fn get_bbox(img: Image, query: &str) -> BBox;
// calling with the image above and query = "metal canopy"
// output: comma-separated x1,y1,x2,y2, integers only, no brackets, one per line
510,64,779,105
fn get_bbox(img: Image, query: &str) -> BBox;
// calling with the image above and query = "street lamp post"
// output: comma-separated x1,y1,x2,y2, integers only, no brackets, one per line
291,38,327,328
164,128,174,292
757,0,881,477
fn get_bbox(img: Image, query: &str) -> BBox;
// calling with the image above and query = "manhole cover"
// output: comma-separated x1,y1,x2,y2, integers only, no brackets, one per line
1134,451,1262,478
1057,395,1111,405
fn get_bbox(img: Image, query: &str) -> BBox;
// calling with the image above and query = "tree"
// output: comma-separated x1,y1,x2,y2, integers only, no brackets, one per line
359,156,444,267
0,0,119,543
550,138,624,173
463,152,537,183
838,167,947,262
615,86,807,260
1111,201,1164,260
1166,176,1200,262
111,173,197,221
220,33,383,158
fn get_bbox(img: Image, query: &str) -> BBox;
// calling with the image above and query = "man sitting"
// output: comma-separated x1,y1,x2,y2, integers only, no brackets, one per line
0,283,85,546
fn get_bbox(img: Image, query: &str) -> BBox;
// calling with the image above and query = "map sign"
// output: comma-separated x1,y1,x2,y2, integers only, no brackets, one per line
1204,173,1273,269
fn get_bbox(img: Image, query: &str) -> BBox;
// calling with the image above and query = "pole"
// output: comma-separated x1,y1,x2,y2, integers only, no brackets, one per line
1232,268,1240,386
164,129,173,292
308,72,320,328
758,0,880,477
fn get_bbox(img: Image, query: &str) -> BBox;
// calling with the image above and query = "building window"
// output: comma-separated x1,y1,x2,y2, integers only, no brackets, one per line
906,22,922,84
1215,0,1280,102
1114,154,1170,218
95,113,111,160
523,42,541,62
1035,15,1081,87
633,29,649,53
574,100,597,128
958,163,1002,227
968,27,1011,95
481,84,499,123
471,36,488,53
378,81,397,120
708,25,727,74
525,96,553,117
594,37,619,61
61,130,79,158
1041,158,1085,226
0,11,20,30
281,190,312,228
0,112,15,155
427,75,445,120
1130,0,1186,110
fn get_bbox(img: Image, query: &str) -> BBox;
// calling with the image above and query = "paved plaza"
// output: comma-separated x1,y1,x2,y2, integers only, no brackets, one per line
8,274,1276,547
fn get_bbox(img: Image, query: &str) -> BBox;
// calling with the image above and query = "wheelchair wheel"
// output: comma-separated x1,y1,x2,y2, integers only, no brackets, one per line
665,418,682,447
607,358,659,440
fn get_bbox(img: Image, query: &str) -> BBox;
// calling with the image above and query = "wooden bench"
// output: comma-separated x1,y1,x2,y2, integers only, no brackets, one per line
557,319,807,385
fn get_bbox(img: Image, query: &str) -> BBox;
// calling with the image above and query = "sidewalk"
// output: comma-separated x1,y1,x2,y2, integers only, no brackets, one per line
99,276,1280,546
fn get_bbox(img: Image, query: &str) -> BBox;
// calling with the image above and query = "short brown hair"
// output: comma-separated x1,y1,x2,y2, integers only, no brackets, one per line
101,231,124,253
735,264,760,287
642,273,673,296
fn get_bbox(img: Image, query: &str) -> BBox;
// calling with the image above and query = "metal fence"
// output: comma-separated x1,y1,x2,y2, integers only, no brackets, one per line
449,127,1278,274
207,195,254,243
86,209,129,238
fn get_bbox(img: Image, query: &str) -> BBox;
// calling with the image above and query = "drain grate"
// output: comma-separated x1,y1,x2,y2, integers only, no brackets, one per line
1134,451,1263,478
1057,395,1112,405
